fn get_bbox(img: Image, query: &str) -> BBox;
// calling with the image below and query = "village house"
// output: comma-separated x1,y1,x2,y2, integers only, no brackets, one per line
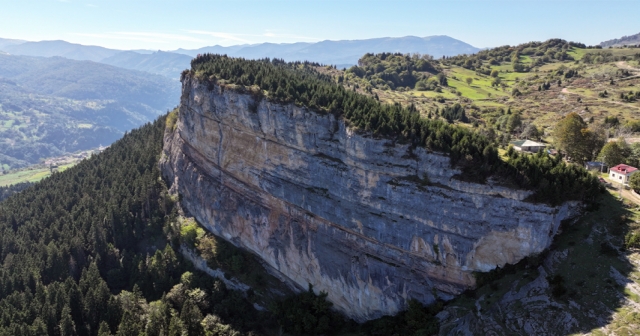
609,164,638,184
510,139,547,153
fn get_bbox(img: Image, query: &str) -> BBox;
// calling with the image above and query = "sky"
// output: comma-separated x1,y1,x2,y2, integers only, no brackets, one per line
1,0,639,51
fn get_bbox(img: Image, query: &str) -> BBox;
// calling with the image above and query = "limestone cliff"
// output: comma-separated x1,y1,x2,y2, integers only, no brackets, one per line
160,75,580,322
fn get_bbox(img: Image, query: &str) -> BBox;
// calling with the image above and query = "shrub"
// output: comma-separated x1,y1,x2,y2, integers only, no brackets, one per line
166,108,179,131
512,88,522,96
180,220,204,248
625,232,640,249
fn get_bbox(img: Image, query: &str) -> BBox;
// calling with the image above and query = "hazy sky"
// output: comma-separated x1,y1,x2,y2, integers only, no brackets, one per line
1,0,639,50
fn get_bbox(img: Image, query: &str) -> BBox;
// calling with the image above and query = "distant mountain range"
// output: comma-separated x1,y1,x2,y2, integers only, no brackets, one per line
1,40,121,62
0,38,26,50
600,32,640,48
0,36,480,79
172,36,480,68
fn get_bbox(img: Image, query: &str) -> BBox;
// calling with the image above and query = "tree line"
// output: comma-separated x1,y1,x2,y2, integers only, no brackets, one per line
443,39,584,73
189,55,600,205
345,52,440,91
0,182,32,202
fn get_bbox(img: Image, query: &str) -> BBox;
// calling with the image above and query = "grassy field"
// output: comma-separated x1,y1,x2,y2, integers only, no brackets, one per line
0,163,75,186
364,48,640,138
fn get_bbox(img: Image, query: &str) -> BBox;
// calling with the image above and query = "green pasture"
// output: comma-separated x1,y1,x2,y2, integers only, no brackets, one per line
568,47,589,61
0,163,75,186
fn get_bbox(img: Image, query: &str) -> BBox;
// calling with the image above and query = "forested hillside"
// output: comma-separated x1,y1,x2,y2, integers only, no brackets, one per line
0,117,265,335
100,51,193,80
0,182,32,202
0,54,178,111
0,54,180,169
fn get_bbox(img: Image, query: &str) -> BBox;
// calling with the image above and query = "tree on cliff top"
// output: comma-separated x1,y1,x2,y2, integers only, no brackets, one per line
597,141,625,168
554,112,603,164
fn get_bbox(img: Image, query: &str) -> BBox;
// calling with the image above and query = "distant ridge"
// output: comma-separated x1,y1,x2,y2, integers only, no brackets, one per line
173,35,480,66
100,50,193,79
600,32,640,47
2,40,122,62
0,37,26,50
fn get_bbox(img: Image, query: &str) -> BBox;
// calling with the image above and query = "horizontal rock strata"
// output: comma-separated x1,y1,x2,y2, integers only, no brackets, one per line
160,77,579,321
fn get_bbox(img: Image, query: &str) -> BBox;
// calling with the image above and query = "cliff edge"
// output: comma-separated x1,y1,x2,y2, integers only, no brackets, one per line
160,75,580,322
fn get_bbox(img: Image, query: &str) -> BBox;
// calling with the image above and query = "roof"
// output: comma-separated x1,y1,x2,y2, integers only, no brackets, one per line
586,161,605,166
611,164,638,174
510,139,546,147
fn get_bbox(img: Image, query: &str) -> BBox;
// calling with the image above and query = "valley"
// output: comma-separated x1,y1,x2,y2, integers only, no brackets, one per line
0,53,180,169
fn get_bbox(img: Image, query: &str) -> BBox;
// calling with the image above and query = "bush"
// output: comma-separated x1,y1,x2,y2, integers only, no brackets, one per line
166,108,179,131
512,88,522,96
625,232,640,249
180,221,204,248
630,173,640,193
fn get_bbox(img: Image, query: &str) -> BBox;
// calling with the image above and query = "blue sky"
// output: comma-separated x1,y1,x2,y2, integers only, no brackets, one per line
1,0,639,50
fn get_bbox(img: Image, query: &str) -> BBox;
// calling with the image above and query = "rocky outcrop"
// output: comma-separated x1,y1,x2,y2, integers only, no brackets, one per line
160,76,580,322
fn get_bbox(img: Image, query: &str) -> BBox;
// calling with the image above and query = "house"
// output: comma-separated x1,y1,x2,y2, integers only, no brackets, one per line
585,161,607,172
510,139,547,153
609,164,638,184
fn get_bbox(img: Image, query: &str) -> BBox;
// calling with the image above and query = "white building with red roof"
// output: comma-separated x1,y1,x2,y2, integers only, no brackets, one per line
609,164,638,184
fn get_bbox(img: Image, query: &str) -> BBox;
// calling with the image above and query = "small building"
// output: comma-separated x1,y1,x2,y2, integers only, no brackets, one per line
510,139,547,153
585,161,607,172
609,164,638,184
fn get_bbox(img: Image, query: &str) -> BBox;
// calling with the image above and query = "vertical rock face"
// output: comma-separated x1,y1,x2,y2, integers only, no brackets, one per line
160,77,580,322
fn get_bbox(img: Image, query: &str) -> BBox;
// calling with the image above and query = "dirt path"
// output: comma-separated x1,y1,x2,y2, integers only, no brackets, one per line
621,188,640,206
616,61,640,73
605,178,640,205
